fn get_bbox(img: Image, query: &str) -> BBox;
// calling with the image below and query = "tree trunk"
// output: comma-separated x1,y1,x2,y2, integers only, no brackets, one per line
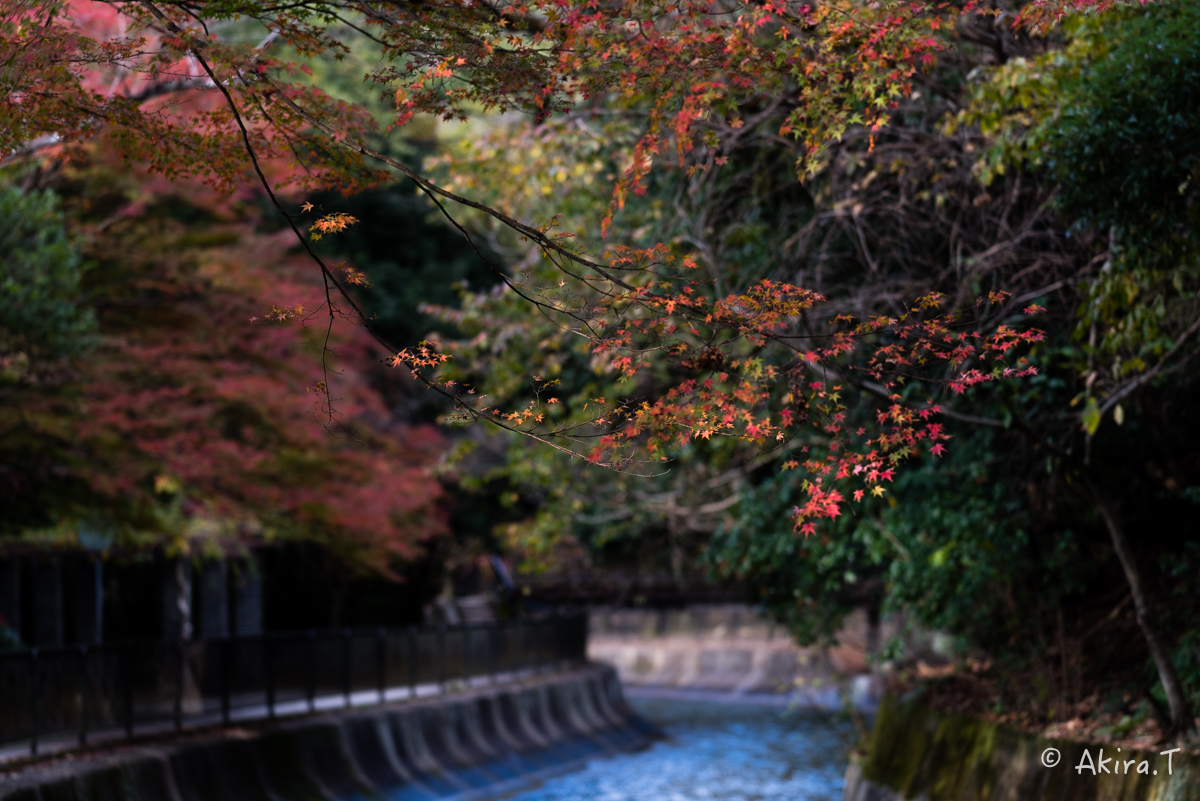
171,559,193,640
1087,479,1193,739
166,559,203,714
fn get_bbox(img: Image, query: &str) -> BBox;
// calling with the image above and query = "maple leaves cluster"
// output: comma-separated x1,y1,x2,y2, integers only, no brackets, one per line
306,210,359,242
389,341,452,371
865,293,1047,395
3,0,1001,204
0,0,1097,543
384,239,1044,530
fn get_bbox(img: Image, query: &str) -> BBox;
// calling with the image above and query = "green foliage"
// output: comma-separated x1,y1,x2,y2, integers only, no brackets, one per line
707,432,1078,655
1045,3,1200,415
1042,2,1200,254
1160,540,1200,712
959,1,1200,437
0,184,94,381
956,1,1200,250
951,18,1108,185
705,465,875,646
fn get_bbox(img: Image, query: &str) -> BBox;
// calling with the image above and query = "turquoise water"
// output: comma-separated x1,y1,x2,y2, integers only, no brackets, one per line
507,697,855,801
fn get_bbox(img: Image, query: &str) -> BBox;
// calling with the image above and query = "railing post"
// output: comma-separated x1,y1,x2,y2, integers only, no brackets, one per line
510,617,519,674
488,622,498,685
437,624,446,692
174,641,184,732
514,617,525,674
29,648,38,758
541,616,547,670
462,624,472,682
527,617,536,673
265,635,275,720
78,644,88,747
342,628,352,708
306,630,317,713
461,624,469,681
557,614,565,665
555,614,563,668
503,618,513,675
473,624,482,681
376,628,387,704
407,626,418,698
123,646,135,740
220,639,231,726
533,617,541,672
474,624,483,682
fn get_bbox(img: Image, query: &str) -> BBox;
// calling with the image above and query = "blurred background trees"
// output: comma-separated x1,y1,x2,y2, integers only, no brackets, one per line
1,0,1198,741
421,0,1200,735
0,156,454,625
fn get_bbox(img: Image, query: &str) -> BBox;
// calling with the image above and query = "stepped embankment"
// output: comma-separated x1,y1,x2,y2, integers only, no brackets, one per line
0,665,657,801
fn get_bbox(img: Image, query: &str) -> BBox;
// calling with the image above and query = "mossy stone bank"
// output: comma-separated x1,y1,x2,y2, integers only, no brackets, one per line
845,694,1197,801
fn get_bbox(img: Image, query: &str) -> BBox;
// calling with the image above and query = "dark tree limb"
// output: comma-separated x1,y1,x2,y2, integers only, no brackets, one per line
1085,475,1194,741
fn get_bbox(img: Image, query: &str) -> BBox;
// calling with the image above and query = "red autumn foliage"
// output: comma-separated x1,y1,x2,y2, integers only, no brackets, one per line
11,161,446,571
1,0,1088,532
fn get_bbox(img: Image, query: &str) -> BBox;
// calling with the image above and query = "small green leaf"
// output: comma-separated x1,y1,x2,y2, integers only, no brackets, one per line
1082,397,1101,435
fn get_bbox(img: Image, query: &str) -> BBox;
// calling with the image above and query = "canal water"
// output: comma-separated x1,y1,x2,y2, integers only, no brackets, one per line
508,697,855,801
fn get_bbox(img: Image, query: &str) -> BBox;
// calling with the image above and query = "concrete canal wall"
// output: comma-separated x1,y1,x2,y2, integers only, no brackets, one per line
0,665,657,801
843,693,1198,801
587,605,938,704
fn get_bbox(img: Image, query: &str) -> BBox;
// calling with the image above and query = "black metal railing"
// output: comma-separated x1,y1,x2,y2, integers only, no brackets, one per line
0,612,587,760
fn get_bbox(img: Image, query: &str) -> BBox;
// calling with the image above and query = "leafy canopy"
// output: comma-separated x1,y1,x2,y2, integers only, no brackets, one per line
0,183,94,382
0,0,1102,529
0,165,446,572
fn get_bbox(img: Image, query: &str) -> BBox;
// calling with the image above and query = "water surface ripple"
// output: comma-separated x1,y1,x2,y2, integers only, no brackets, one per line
506,697,853,801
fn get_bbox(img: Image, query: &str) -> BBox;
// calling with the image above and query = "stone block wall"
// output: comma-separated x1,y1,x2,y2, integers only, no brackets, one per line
586,604,894,703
